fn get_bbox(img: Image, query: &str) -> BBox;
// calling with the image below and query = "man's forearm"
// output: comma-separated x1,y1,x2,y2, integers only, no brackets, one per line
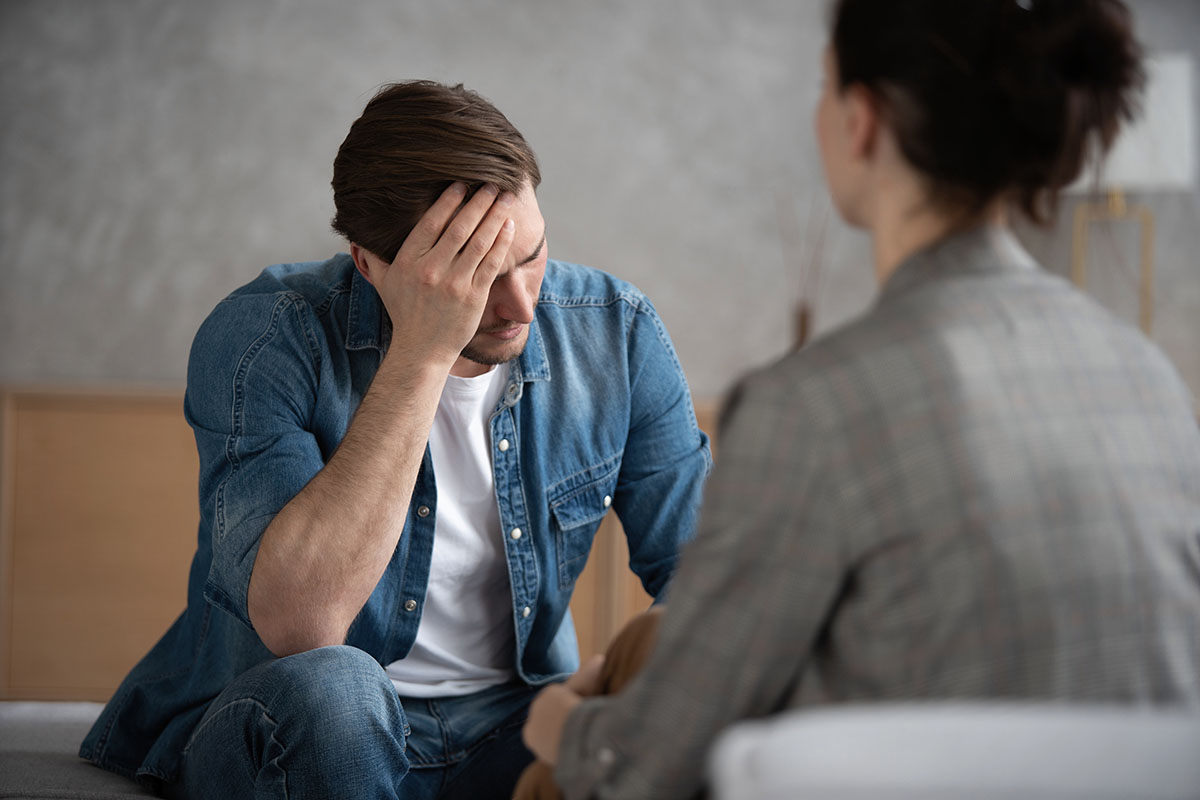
247,349,451,656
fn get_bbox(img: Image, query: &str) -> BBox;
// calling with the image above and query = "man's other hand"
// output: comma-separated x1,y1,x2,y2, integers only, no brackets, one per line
523,654,605,766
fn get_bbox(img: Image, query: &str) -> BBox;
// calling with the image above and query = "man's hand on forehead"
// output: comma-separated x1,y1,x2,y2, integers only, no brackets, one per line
353,181,516,370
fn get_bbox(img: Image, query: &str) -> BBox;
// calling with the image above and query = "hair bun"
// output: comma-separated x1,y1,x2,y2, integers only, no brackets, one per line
832,0,1144,223
1006,0,1143,93
994,0,1144,188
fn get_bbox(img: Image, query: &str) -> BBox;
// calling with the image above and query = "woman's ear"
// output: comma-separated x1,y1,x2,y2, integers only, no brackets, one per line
844,84,881,162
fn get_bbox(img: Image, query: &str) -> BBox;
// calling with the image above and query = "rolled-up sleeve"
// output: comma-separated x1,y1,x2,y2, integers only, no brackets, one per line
555,368,845,799
614,299,712,600
184,292,326,631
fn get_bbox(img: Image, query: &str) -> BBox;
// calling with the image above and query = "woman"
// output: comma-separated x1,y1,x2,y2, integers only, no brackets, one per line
523,1,1200,798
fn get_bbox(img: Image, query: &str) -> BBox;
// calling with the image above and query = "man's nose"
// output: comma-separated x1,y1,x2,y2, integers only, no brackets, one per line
495,278,536,324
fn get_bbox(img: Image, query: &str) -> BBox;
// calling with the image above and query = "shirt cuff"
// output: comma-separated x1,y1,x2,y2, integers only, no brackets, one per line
554,695,621,800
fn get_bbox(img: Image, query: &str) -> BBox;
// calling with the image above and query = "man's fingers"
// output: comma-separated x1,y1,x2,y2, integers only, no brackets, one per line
428,184,502,263
472,217,515,291
393,181,468,264
453,189,514,275
565,654,606,697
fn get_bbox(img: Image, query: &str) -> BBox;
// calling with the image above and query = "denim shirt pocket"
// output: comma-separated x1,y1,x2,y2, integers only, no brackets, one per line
547,457,621,589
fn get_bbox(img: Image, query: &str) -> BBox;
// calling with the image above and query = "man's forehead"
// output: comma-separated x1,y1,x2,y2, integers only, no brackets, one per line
507,185,546,264
515,229,546,267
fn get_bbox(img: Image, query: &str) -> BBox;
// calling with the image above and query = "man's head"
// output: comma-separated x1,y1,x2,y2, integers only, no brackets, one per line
331,80,542,264
333,81,548,373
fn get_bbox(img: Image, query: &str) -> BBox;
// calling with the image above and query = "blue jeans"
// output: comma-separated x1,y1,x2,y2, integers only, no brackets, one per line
168,646,538,799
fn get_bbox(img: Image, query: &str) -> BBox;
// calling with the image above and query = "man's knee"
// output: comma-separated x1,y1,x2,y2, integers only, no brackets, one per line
265,645,403,737
178,646,408,799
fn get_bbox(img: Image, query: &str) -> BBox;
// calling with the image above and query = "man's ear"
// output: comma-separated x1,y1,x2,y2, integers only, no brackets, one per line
844,84,881,162
348,243,375,285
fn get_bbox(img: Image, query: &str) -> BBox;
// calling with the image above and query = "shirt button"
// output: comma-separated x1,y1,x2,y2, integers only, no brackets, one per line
404,599,417,612
510,527,522,541
498,438,510,452
603,495,612,508
416,505,430,518
597,747,616,765
522,606,531,618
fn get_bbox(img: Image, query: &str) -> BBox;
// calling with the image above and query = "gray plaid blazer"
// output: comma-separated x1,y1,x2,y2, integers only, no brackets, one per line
556,226,1200,800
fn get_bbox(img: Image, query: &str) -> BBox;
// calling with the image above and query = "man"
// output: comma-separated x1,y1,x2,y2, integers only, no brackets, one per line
79,80,710,800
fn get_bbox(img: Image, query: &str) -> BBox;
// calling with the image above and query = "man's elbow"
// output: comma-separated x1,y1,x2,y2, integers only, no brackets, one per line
257,627,348,659
248,593,348,657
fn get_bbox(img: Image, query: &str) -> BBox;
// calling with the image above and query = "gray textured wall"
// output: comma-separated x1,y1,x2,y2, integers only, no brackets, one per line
1,0,1197,402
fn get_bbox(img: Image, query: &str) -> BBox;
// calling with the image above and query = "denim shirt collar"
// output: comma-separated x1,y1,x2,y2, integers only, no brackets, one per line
343,265,552,389
514,314,551,384
346,267,385,353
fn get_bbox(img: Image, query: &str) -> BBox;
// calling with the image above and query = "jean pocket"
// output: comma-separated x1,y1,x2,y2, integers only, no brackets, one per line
548,460,620,589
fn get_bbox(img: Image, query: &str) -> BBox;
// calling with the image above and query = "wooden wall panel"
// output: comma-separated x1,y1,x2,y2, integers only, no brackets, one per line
569,515,653,658
0,390,197,700
0,390,715,699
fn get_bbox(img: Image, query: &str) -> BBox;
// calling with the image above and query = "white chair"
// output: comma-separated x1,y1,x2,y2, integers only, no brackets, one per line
709,703,1200,800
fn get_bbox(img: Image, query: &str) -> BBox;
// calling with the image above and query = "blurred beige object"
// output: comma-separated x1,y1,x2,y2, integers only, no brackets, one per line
1069,52,1196,336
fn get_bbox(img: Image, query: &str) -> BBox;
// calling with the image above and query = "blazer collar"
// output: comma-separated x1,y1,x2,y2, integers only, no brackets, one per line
880,225,1038,302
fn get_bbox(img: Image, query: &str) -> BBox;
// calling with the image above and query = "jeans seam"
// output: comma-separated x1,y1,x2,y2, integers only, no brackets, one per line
266,727,291,800
430,699,454,766
181,698,275,758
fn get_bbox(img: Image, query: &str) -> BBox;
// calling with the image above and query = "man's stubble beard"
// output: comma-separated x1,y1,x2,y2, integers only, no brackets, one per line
459,328,529,367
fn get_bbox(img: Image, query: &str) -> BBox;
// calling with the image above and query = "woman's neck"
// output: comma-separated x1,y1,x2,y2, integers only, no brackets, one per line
871,198,1006,285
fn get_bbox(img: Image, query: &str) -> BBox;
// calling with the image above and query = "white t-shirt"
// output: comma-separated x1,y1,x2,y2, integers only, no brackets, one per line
386,362,517,697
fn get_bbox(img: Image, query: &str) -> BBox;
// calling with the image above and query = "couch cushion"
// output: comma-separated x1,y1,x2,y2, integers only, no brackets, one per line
0,702,156,800
710,703,1200,800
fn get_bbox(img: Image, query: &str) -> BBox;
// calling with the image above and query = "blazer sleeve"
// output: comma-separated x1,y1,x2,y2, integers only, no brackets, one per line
555,366,847,799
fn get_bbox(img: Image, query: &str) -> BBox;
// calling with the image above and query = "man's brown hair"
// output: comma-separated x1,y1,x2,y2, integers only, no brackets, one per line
331,80,542,262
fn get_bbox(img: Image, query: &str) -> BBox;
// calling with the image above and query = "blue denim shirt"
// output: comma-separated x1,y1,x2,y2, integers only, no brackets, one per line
80,254,711,785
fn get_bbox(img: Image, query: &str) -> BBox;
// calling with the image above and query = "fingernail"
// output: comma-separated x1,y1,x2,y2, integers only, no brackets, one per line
483,183,499,197
499,191,515,206
503,219,515,232
449,181,467,196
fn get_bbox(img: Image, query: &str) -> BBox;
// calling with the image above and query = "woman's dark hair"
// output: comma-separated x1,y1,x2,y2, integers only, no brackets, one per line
331,81,541,262
831,0,1144,223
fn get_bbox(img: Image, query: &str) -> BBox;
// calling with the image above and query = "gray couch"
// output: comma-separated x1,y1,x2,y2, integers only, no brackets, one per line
711,703,1200,800
0,702,154,800
8,700,1200,799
